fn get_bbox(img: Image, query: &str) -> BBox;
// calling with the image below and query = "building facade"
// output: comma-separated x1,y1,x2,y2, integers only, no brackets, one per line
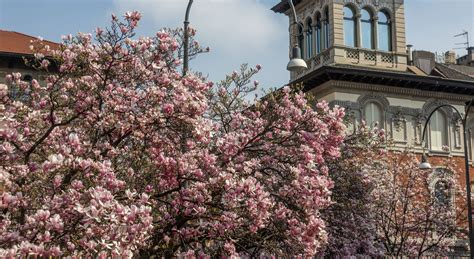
272,0,474,253
0,30,59,85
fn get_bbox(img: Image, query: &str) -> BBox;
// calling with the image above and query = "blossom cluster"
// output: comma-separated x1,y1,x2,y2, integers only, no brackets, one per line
0,12,346,257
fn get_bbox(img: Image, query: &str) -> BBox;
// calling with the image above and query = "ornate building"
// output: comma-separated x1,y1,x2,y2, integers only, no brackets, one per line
272,0,474,252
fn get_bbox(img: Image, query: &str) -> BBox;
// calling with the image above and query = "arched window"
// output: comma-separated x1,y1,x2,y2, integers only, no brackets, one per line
343,6,356,48
364,102,383,128
323,7,330,49
378,11,392,51
298,25,304,58
315,14,322,54
434,180,451,206
361,8,374,49
430,110,448,151
306,18,313,58
430,168,454,207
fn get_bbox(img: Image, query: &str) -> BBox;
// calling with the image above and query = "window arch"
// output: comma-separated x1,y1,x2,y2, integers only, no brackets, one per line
343,6,356,48
429,110,448,151
298,25,304,58
364,102,383,128
361,8,374,49
315,13,322,54
323,7,330,49
378,10,392,51
430,168,454,207
305,18,313,58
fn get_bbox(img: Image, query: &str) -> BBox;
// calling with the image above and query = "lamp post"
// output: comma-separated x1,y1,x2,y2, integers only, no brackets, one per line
286,0,307,72
183,0,194,76
419,101,474,257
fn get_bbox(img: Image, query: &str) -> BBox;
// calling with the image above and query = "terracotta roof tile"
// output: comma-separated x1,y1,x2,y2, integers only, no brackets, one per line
0,30,60,55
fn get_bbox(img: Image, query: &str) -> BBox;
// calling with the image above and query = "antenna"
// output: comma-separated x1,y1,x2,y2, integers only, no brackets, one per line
454,30,470,50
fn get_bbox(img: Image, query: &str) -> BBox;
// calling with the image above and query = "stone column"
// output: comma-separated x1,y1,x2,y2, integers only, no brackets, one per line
355,13,361,48
303,26,308,59
373,16,379,50
321,18,327,50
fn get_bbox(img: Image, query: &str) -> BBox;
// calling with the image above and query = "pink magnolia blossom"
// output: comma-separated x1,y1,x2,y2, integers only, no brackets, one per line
0,12,346,257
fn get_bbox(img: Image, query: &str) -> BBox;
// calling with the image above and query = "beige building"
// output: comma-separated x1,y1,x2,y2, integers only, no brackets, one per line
272,0,474,158
273,0,474,253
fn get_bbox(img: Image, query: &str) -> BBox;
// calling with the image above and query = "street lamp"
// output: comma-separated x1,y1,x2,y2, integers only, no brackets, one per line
419,152,431,169
183,0,194,76
286,0,307,73
419,101,474,257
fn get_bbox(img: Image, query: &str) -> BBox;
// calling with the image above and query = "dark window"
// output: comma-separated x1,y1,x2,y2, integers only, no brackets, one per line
324,7,330,49
315,15,322,54
298,25,304,57
22,74,33,82
306,18,313,58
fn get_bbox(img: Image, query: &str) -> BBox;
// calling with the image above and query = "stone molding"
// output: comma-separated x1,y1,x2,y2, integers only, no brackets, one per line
330,80,472,102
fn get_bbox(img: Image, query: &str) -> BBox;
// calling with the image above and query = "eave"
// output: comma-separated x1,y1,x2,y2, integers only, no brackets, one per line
271,0,303,13
293,66,474,96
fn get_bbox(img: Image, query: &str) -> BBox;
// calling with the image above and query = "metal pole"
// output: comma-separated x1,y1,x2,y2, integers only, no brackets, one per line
420,102,474,257
288,0,302,48
183,0,194,77
463,100,474,258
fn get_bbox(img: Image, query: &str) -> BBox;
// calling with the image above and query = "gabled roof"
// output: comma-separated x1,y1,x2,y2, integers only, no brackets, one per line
0,30,60,56
445,64,474,78
432,63,474,81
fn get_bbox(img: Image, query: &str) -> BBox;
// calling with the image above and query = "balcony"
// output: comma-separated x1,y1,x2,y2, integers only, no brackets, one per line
343,47,395,67
292,46,397,80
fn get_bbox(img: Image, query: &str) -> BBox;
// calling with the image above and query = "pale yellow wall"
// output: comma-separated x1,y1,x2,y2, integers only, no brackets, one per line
310,80,474,157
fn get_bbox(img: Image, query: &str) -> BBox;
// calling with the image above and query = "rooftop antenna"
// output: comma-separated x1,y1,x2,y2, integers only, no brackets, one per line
454,30,470,50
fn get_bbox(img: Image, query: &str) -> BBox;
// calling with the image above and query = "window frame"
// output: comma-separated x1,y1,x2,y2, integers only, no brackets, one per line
377,10,392,51
360,8,375,49
343,5,357,48
429,168,455,209
428,110,449,152
305,18,313,59
363,101,384,129
315,13,322,54
323,7,330,49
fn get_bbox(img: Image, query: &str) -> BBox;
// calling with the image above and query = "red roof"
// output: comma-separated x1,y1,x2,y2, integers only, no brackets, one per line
0,30,60,55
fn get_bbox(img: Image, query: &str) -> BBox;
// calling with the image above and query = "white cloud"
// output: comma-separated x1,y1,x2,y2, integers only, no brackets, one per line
112,0,291,91
114,0,284,54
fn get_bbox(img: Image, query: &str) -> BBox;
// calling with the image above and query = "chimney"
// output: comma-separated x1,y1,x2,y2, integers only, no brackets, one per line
468,47,474,55
412,50,436,74
444,50,456,64
407,44,413,65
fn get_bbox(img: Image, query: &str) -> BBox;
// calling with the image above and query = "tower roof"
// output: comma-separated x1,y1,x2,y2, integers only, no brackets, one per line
271,0,303,13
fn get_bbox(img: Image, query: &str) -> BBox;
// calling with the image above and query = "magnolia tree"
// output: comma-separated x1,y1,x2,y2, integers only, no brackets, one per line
372,151,467,256
323,123,386,257
324,120,466,257
0,12,347,257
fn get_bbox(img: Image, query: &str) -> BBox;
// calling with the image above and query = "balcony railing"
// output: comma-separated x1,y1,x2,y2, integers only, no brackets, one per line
292,47,397,80
344,47,395,67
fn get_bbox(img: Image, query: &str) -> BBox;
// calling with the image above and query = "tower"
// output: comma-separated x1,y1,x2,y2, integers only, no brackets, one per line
273,0,407,80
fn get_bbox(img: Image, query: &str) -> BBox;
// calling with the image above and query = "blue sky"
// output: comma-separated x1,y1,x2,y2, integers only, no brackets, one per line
1,0,473,93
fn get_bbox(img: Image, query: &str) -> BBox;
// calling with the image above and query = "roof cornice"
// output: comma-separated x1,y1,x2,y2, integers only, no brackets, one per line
292,66,474,96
